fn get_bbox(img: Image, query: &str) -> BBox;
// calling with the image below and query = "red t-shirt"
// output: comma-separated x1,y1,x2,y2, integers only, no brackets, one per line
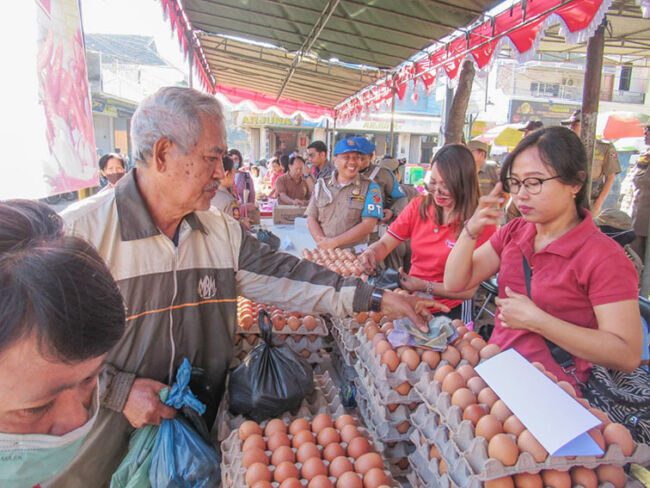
489,213,639,388
388,197,496,310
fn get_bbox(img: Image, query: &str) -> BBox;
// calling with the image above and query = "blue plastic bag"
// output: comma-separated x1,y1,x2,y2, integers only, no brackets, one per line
149,359,220,488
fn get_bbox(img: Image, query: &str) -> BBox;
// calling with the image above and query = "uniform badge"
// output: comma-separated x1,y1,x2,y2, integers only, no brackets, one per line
370,187,382,204
352,188,360,195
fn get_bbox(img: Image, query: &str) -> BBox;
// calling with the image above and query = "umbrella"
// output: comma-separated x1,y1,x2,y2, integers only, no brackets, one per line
476,124,524,148
599,112,649,140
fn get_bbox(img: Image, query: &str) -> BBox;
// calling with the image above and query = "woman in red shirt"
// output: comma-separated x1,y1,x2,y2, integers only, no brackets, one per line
445,127,641,388
360,144,496,320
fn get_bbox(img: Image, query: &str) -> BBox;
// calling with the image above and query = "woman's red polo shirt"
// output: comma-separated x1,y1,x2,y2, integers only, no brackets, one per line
488,212,638,388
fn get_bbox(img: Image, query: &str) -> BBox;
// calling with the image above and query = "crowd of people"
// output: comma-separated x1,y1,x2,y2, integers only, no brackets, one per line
3,85,647,487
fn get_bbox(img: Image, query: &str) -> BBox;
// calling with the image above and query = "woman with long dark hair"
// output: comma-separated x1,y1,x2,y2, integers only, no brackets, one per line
445,127,641,387
360,144,496,319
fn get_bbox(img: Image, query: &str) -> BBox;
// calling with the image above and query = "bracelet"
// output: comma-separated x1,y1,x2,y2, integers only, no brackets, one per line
370,288,384,312
463,219,479,240
425,281,435,295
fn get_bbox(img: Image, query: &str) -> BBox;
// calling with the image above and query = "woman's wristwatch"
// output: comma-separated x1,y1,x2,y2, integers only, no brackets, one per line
370,288,384,312
425,281,436,295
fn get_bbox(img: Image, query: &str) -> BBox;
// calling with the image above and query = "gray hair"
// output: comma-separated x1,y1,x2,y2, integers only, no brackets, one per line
130,87,224,165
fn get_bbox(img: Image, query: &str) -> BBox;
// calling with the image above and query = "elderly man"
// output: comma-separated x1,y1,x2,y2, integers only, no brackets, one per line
562,109,621,215
51,87,441,487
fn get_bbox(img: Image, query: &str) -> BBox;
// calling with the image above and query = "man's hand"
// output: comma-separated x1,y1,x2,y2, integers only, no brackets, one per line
380,290,450,332
122,378,177,428
494,286,545,332
381,209,394,223
358,247,378,275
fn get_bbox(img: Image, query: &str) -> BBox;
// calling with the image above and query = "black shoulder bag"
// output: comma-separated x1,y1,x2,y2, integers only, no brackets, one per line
522,255,650,444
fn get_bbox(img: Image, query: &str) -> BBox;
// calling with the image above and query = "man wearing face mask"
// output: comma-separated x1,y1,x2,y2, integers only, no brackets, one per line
98,153,127,188
0,200,125,488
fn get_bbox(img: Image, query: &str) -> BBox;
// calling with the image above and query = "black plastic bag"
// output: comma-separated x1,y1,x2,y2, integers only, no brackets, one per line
228,310,314,422
256,229,281,251
366,267,401,290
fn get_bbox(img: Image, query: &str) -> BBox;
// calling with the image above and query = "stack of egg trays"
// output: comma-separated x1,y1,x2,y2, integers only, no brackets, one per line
329,317,361,367
328,339,358,384
220,415,402,488
407,429,456,488
353,358,421,406
411,384,650,488
355,328,439,388
215,372,343,442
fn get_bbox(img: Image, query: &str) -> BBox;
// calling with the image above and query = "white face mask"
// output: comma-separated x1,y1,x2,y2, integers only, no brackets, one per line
0,387,99,488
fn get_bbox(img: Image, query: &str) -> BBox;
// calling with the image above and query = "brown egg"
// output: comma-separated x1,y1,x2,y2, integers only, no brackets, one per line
543,370,558,383
340,424,361,443
475,414,503,441
478,387,499,408
363,467,389,488
297,442,321,463
456,324,469,336
286,316,301,331
329,455,354,478
463,404,487,426
433,364,455,383
588,427,606,453
401,348,420,371
441,346,461,366
517,430,548,463
337,471,363,488
394,382,411,395
603,422,635,456
264,418,287,437
293,430,317,449
541,469,571,488
460,345,480,366
381,321,394,334
267,432,291,451
312,413,334,434
503,415,526,437
289,418,311,436
513,472,542,488
274,461,300,483
488,433,519,466
318,427,341,447
323,442,346,462
421,350,440,369
441,371,466,393
380,349,400,372
308,474,334,488
467,376,488,395
555,380,576,397
364,324,380,340
241,314,254,330
356,312,368,323
589,408,612,430
457,364,478,382
272,315,286,330
369,312,383,323
491,400,513,423
243,434,266,452
245,462,272,485
335,414,356,430
271,445,295,465
374,340,392,356
471,337,487,350
531,361,546,371
484,476,514,488
279,478,303,488
303,315,318,330
570,466,598,488
243,448,269,468
302,457,328,481
251,480,273,488
239,420,263,440
480,343,501,359
451,387,477,410
354,452,384,475
396,421,410,433
347,436,371,459
596,464,626,488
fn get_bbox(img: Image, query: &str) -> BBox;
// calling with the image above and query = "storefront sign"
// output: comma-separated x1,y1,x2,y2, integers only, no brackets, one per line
337,116,439,134
509,99,580,126
237,112,326,128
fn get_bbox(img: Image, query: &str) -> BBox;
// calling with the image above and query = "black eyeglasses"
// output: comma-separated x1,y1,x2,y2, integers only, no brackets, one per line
504,175,561,195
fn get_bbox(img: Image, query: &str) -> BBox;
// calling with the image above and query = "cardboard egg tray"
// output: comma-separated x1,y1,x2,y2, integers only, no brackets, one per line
410,401,650,485
236,314,329,336
235,334,330,354
331,316,362,351
330,320,358,368
354,357,422,405
220,416,402,488
356,387,413,443
328,343,358,384
408,429,455,488
215,372,344,442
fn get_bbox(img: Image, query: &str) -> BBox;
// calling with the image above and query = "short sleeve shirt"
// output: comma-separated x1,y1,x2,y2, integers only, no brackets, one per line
275,174,310,201
591,140,621,201
388,197,495,310
363,165,406,207
210,186,241,220
489,214,638,388
478,162,500,196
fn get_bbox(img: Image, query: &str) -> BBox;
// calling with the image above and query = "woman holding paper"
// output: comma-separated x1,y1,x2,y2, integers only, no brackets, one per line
444,127,642,389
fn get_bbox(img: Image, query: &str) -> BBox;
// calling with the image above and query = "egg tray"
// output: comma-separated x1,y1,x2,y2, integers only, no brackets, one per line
220,418,401,487
407,429,455,488
235,334,330,354
215,372,344,442
236,314,330,337
353,378,416,425
354,358,422,405
331,316,362,351
410,402,650,485
330,321,358,368
328,343,358,384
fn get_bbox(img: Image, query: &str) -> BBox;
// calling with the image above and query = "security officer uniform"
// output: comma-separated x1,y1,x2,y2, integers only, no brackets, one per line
631,147,650,259
477,162,500,197
591,139,621,203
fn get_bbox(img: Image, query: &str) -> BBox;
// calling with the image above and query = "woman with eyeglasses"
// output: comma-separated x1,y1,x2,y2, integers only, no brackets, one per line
445,127,641,388
359,144,496,320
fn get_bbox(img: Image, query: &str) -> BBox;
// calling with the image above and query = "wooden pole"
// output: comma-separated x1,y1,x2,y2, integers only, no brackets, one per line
580,21,606,202
444,59,475,145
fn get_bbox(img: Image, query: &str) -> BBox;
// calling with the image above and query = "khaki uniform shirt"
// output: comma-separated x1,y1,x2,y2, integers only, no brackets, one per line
478,161,500,196
632,149,650,237
305,172,383,248
275,173,309,201
591,140,621,202
361,164,406,209
210,185,241,220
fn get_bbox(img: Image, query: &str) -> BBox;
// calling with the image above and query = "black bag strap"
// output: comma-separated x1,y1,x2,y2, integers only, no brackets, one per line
522,255,577,373
258,309,273,344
